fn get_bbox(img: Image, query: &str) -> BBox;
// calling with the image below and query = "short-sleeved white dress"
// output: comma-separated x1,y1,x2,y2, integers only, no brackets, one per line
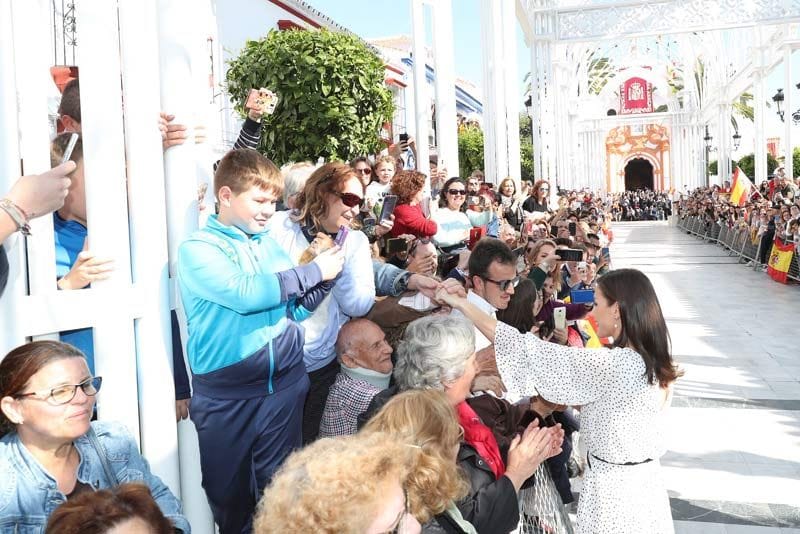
494,322,674,534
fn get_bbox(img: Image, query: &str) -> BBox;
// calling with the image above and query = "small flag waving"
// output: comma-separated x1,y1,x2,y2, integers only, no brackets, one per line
767,239,796,284
730,167,753,206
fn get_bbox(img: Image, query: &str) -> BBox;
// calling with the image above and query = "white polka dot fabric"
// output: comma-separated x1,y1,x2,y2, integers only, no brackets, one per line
494,322,674,534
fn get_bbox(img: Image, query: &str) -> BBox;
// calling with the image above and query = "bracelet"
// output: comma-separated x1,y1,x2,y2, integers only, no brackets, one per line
0,198,31,236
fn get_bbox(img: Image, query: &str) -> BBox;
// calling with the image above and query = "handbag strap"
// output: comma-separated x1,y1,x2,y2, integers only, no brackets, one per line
87,426,120,485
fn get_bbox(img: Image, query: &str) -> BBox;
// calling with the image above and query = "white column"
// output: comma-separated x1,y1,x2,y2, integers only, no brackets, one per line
500,0,520,183
718,103,731,186
480,0,508,184
12,0,57,302
75,0,140,436
784,47,794,180
410,0,430,187
118,0,180,494
754,71,767,184
157,1,215,531
431,0,459,178
530,41,543,182
0,0,26,354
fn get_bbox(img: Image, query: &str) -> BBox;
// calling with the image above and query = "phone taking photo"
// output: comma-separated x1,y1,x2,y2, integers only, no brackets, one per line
61,133,79,164
334,225,349,247
379,195,398,223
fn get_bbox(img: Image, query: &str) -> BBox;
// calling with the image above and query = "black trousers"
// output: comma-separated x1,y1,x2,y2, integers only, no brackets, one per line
301,358,340,444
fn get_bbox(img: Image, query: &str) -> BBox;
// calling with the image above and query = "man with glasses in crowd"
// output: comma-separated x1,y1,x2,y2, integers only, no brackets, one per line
453,238,518,351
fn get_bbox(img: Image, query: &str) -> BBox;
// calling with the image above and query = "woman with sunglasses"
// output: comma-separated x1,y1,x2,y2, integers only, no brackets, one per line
0,341,188,532
389,170,438,239
350,156,374,188
522,180,553,218
268,162,376,443
432,177,472,252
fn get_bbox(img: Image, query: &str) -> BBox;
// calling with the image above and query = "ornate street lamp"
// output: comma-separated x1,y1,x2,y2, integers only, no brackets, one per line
732,131,741,151
703,125,713,148
524,94,532,116
772,88,785,122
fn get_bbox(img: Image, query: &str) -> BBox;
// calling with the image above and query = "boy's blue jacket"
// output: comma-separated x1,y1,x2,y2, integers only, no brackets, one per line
177,215,327,398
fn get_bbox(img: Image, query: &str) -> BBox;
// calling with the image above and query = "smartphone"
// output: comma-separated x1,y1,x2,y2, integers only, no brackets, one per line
386,237,408,254
334,225,349,246
556,248,584,262
553,306,567,331
468,227,485,249
399,132,409,143
61,133,79,164
568,222,577,236
380,195,398,223
246,88,279,115
601,247,610,258
571,289,595,305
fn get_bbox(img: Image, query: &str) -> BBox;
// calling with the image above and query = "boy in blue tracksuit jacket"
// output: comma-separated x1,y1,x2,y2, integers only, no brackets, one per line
177,150,343,534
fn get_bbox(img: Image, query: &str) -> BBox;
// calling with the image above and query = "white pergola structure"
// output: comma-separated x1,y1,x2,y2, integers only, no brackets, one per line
515,0,800,192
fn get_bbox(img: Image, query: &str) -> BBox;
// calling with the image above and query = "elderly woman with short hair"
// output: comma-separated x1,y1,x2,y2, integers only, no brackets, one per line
361,315,561,534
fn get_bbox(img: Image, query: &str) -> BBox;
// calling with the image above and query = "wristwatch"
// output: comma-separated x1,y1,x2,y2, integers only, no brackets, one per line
0,198,31,236
394,270,413,295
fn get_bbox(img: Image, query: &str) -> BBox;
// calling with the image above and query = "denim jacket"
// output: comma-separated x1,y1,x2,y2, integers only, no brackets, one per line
0,421,190,533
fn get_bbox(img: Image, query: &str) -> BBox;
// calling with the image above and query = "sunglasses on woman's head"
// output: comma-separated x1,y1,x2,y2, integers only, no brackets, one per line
337,192,364,208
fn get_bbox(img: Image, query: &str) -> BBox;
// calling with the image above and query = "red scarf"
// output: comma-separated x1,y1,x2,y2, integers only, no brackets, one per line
457,401,505,479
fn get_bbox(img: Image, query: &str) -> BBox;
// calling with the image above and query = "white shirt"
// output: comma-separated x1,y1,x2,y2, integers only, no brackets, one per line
452,290,496,351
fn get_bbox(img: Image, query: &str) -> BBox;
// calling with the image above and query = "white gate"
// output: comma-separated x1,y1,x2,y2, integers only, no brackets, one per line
0,0,217,531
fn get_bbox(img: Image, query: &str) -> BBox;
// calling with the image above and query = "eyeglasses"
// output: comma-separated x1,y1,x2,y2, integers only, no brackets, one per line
16,376,103,406
447,188,466,196
481,276,519,292
355,167,372,175
540,187,550,192
337,192,364,208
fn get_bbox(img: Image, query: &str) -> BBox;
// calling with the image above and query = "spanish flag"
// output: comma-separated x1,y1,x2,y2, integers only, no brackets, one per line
730,167,753,207
767,239,796,284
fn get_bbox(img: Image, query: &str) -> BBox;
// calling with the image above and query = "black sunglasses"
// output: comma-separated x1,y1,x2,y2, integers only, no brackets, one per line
447,188,466,196
355,168,372,175
337,192,364,208
481,276,519,292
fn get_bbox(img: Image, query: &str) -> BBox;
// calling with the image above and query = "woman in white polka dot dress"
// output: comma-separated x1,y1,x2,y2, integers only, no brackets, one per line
436,268,680,534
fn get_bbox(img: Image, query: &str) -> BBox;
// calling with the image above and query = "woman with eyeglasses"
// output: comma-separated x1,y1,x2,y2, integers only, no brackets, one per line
432,177,471,252
0,341,189,532
350,156,374,188
268,162,377,443
389,170,438,239
522,180,553,217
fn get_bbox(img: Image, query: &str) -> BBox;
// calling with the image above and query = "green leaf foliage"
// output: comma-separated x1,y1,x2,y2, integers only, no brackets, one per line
225,29,394,163
736,152,778,180
519,113,534,181
458,125,484,179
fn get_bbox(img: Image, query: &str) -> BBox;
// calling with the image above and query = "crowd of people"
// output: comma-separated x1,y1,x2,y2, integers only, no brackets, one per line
609,190,672,222
677,168,800,268
0,74,683,534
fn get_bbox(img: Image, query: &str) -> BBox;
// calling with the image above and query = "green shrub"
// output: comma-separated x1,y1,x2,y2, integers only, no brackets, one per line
225,29,394,163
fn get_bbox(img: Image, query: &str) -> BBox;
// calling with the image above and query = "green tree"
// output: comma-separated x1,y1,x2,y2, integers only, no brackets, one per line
519,113,534,181
225,29,393,163
793,147,800,177
736,152,779,180
458,125,484,179
708,159,736,176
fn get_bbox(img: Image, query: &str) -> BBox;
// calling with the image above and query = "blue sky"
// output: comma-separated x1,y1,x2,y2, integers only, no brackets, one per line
307,0,530,107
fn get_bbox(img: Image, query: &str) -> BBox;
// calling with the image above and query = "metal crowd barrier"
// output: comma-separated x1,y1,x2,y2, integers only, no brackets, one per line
676,216,800,282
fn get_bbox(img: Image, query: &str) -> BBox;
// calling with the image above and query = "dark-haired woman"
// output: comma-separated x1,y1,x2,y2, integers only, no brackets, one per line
0,341,189,532
432,177,471,252
437,269,681,534
496,177,523,230
522,180,552,218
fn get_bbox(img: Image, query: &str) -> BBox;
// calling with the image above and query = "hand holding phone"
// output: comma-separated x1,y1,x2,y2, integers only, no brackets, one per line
380,195,398,223
61,133,79,164
553,307,567,331
246,88,279,116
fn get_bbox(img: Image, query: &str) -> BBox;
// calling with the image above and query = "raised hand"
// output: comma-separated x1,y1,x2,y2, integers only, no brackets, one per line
57,250,114,290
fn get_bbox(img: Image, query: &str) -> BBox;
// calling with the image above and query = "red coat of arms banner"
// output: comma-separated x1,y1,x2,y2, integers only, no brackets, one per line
620,77,653,115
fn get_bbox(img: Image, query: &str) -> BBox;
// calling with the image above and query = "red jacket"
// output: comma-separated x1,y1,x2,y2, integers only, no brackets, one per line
390,203,438,238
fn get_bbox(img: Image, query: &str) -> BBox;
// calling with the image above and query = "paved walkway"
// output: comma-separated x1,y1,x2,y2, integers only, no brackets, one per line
609,221,800,534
